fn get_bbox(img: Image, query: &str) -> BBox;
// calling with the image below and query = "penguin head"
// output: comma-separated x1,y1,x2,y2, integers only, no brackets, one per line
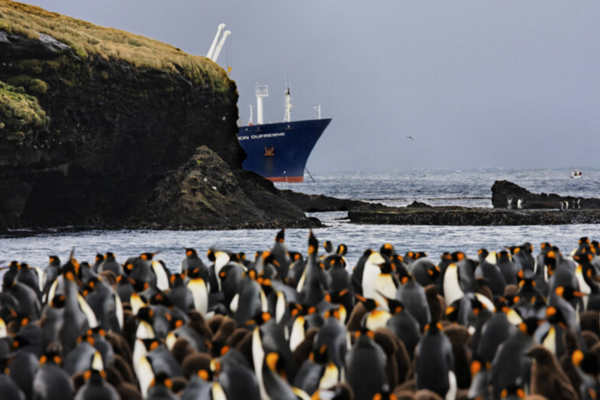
169,273,186,288
39,349,63,367
310,343,331,364
424,321,444,333
94,254,104,264
380,243,395,259
137,307,154,323
82,277,102,296
76,333,96,347
355,294,379,312
554,286,584,302
477,249,489,262
336,244,348,256
572,349,599,376
129,277,150,293
149,292,172,307
372,384,397,400
48,256,61,266
451,251,466,263
140,252,157,262
105,252,116,261
518,317,540,336
289,252,303,264
50,294,67,308
327,255,347,270
308,231,320,257
185,248,198,258
264,352,288,378
378,261,396,275
500,384,526,399
275,229,285,243
150,372,173,390
323,240,333,254
446,302,460,322
545,306,568,329
526,344,555,364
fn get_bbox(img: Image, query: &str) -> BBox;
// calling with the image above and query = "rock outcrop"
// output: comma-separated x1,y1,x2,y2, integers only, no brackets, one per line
0,4,311,230
491,180,600,210
143,146,311,229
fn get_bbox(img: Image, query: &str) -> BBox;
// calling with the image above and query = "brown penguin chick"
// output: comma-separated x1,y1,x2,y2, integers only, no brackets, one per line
582,330,600,349
225,328,252,349
559,329,583,397
375,327,411,386
292,327,320,367
424,285,444,323
396,391,416,400
346,301,367,332
592,342,600,367
454,389,471,400
503,284,519,298
212,317,236,356
99,270,117,287
234,328,254,366
105,365,142,400
112,353,135,385
475,277,494,302
120,311,138,351
527,345,578,400
443,324,472,390
207,315,225,335
72,371,86,392
580,311,600,337
373,328,400,388
414,389,444,400
181,351,212,379
170,376,188,394
394,379,416,396
171,337,196,365
187,311,213,340
106,331,133,364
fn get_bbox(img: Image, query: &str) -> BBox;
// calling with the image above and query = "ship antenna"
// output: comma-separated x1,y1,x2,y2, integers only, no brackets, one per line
312,104,321,120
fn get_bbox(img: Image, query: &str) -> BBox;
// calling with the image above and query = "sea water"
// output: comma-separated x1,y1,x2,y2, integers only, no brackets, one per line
1,167,599,271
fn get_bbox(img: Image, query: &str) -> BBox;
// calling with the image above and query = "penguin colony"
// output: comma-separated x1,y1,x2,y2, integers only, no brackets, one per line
1,231,600,400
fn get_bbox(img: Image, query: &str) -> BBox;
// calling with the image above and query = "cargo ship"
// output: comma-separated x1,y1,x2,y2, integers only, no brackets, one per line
237,84,331,183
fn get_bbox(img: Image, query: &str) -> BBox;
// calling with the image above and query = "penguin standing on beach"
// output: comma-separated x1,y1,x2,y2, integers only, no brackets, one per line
345,329,388,400
415,322,456,400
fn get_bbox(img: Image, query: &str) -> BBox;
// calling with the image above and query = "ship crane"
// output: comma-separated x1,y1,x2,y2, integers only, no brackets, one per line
207,23,230,64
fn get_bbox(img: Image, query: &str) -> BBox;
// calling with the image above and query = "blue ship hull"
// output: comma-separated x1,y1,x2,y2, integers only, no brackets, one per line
237,118,331,182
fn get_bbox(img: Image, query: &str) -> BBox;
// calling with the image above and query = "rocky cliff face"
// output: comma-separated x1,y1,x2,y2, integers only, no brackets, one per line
0,30,309,230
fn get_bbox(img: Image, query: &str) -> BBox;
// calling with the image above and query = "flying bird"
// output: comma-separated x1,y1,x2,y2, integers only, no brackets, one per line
406,136,414,140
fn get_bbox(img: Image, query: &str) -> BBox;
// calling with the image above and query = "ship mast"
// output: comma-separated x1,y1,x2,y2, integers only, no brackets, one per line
283,86,292,123
248,105,253,125
256,84,268,125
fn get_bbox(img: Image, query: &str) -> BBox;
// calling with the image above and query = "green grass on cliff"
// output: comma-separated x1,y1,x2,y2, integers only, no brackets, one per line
0,79,49,139
0,1,231,91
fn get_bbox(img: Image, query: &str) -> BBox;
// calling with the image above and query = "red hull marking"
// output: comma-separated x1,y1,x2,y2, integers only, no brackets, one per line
267,176,304,183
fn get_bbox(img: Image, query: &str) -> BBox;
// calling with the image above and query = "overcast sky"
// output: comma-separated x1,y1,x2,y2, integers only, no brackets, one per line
18,0,600,171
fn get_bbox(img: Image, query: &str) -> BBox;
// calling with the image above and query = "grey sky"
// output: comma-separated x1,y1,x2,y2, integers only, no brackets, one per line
18,0,600,171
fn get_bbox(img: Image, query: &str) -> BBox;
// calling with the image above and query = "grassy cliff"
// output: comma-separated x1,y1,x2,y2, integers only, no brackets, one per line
0,0,229,90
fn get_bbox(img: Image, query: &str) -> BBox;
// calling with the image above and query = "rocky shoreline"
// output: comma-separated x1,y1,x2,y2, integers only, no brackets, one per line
348,207,600,226
347,180,600,226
